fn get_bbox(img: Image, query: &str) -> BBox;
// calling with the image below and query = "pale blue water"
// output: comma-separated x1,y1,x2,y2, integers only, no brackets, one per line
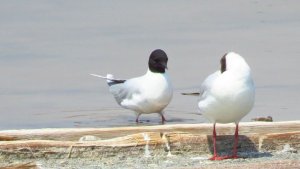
1,0,300,129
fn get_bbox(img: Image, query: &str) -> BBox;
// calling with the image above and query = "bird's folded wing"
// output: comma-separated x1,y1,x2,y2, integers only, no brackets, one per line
109,80,141,106
199,71,220,99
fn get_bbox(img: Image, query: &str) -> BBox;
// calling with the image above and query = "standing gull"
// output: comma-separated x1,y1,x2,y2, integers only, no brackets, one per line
91,49,173,123
197,52,255,160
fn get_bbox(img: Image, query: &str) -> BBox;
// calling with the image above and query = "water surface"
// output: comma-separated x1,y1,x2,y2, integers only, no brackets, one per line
1,0,300,129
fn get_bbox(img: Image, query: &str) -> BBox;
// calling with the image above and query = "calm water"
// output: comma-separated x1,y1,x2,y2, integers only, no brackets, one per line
1,0,300,129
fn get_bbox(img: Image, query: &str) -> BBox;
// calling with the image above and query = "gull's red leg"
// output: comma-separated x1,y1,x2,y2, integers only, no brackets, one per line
209,123,236,160
232,123,239,159
220,123,240,159
135,114,141,123
158,112,166,124
209,123,226,160
161,114,166,124
212,123,217,156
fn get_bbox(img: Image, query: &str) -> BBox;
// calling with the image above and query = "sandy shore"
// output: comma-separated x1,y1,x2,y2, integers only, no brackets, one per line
1,121,299,168
1,152,299,169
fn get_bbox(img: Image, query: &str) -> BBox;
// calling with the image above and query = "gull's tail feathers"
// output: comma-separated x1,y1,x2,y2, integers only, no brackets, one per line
90,73,126,86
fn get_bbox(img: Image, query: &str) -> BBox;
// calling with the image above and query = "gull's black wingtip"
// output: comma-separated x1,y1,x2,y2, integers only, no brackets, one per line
181,92,200,96
108,79,126,86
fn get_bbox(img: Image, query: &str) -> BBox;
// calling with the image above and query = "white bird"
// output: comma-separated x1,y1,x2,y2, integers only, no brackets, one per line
91,49,173,123
197,52,255,160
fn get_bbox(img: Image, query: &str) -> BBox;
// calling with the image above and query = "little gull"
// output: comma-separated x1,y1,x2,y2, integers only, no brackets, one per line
197,52,255,160
91,49,173,123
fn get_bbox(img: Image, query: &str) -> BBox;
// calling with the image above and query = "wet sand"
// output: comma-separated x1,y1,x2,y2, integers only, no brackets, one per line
0,0,300,129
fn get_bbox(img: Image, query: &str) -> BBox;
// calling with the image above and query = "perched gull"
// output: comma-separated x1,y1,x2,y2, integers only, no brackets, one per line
197,52,255,160
91,49,173,123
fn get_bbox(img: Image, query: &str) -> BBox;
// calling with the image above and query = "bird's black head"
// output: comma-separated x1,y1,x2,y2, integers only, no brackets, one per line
148,49,168,73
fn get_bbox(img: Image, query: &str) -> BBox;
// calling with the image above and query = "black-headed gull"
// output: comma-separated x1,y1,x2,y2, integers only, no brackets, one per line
198,52,255,160
91,49,173,123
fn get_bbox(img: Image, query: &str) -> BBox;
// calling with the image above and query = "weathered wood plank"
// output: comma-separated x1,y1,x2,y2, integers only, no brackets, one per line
0,131,299,159
0,121,299,159
0,121,299,141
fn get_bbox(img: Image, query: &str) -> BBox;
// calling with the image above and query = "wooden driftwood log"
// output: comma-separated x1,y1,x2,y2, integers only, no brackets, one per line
0,121,299,159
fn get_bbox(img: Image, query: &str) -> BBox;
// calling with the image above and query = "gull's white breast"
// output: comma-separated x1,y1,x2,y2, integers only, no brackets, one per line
198,69,255,124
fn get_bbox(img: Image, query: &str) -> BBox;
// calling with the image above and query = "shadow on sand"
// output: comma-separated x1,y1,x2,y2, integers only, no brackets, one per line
207,135,273,158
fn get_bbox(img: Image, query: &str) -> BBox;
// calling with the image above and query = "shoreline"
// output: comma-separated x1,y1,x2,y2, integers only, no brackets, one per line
1,121,299,168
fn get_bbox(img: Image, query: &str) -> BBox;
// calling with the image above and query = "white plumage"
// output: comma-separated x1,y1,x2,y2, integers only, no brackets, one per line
198,52,255,160
198,52,255,123
91,49,173,123
108,69,172,115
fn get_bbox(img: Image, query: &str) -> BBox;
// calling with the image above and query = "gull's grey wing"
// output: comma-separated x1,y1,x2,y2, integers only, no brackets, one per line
90,73,135,105
108,80,140,106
